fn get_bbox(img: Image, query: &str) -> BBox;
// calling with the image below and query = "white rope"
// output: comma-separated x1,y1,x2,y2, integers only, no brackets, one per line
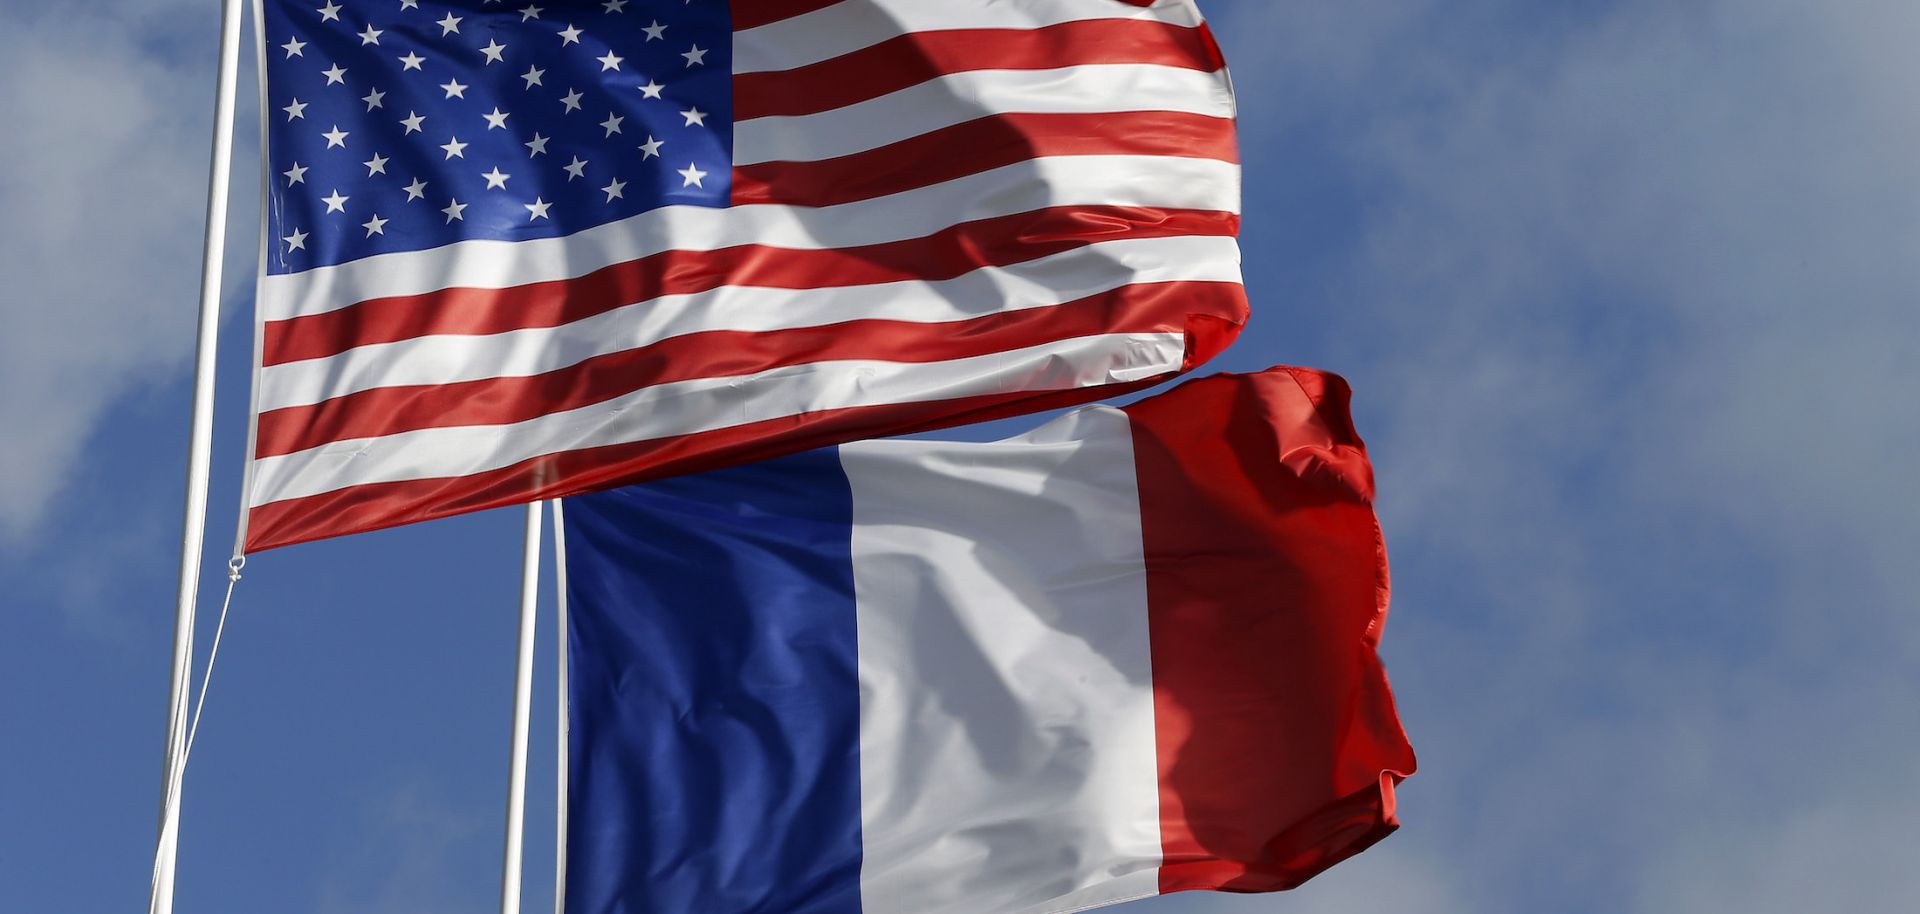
184,556,245,761
148,554,246,906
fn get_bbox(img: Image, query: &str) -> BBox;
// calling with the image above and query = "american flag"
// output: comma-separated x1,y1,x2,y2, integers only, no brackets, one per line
244,0,1245,552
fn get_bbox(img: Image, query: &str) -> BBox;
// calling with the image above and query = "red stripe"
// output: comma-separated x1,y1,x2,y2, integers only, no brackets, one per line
256,280,1246,458
729,0,843,31
731,111,1236,208
243,288,1245,554
1126,369,1416,894
262,206,1237,366
246,377,1191,554
734,19,1223,121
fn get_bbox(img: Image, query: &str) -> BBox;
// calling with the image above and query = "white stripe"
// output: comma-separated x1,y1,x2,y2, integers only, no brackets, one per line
735,0,1204,76
248,332,1185,507
843,407,1162,914
733,64,1234,165
261,156,1241,320
258,235,1240,411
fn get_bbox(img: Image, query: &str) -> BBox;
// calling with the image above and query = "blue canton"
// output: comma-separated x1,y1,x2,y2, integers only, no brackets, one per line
262,0,732,274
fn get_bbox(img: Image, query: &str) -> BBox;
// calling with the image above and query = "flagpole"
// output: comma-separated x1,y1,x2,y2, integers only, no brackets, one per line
150,0,247,911
500,501,545,914
550,500,571,914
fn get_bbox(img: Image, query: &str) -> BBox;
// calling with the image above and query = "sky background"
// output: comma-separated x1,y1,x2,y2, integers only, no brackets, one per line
3,1,1918,911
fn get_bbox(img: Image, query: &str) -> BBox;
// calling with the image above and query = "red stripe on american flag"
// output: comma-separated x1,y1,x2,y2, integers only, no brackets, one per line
733,19,1223,120
244,0,1245,552
731,111,1236,207
729,0,846,31
246,378,1187,553
256,281,1245,458
262,206,1237,365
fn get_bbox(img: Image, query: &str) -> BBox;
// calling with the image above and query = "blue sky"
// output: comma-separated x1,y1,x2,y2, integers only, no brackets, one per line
4,1,1918,911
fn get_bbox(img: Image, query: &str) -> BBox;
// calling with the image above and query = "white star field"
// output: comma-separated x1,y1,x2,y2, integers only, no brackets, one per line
263,0,732,272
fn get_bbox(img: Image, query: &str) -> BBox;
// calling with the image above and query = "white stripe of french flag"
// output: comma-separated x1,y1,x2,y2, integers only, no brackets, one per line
559,367,1415,914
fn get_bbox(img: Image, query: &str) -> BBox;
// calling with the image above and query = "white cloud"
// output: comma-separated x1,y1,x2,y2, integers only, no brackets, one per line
1176,0,1920,911
312,780,494,914
2,1,1915,909
0,1,249,543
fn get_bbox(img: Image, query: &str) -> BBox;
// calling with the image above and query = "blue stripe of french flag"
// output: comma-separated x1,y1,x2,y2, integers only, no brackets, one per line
559,367,1416,914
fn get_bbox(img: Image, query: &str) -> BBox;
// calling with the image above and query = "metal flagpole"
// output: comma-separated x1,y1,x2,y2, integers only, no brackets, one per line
500,501,545,914
150,0,247,911
550,500,571,914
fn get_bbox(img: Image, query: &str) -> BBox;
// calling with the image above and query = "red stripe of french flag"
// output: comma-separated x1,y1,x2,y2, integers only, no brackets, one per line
1127,368,1415,892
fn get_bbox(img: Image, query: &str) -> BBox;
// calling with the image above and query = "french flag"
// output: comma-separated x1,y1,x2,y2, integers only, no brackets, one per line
557,367,1416,914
